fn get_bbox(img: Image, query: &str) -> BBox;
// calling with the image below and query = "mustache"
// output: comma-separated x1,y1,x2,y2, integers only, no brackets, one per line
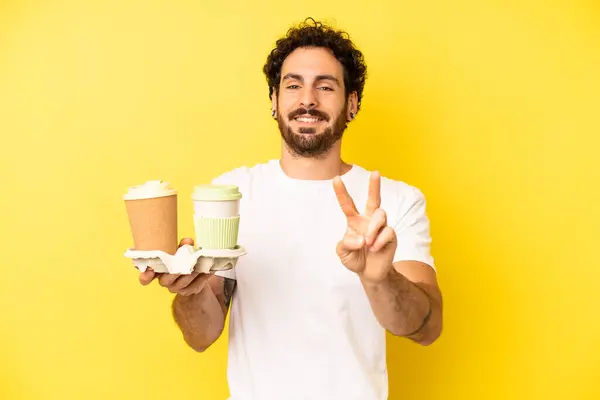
287,108,329,121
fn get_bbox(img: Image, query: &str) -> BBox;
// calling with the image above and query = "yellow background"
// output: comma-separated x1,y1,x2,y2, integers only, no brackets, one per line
1,0,599,399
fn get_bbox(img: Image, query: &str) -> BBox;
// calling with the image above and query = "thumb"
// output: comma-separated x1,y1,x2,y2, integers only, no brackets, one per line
179,238,194,247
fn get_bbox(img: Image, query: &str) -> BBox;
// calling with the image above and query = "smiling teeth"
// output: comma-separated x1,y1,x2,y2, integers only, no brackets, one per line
296,117,320,123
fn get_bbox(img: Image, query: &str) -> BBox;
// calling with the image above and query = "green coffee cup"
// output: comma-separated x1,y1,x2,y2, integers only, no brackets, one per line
192,184,242,249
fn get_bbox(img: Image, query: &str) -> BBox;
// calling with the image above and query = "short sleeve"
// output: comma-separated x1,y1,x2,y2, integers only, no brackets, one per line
391,187,436,270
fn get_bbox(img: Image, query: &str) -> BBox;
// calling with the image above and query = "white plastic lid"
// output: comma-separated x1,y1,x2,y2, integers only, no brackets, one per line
123,180,177,200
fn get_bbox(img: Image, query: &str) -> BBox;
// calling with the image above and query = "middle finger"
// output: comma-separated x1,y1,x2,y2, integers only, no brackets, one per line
159,273,180,287
169,271,202,292
365,171,381,216
365,208,387,246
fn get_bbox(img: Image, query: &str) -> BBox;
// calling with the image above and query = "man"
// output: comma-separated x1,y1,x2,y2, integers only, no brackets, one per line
139,18,443,400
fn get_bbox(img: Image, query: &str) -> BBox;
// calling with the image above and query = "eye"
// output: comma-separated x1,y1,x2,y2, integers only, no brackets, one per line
318,86,334,91
286,85,301,89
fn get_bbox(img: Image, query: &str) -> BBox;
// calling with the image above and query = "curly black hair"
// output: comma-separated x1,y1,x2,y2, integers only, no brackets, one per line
263,18,367,113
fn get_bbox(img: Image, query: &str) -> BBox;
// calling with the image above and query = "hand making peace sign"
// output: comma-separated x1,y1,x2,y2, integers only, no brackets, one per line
333,171,398,283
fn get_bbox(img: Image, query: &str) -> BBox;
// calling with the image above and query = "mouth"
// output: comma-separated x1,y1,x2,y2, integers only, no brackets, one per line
292,115,325,126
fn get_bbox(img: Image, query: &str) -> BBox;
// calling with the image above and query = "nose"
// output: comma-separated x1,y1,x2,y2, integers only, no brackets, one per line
299,87,318,109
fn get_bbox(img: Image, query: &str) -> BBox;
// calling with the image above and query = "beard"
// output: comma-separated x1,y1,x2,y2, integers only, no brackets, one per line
277,104,348,159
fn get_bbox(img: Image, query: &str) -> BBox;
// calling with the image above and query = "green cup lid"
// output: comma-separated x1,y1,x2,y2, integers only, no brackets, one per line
192,184,242,201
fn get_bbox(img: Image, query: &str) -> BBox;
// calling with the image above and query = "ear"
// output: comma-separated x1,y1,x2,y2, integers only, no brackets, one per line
271,89,278,116
347,92,358,121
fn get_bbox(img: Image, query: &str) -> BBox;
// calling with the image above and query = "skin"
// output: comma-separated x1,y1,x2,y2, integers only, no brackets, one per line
138,45,442,351
139,238,236,352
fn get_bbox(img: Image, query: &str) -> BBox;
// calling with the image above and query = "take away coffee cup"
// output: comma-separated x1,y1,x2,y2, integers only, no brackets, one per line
124,180,178,255
192,184,242,249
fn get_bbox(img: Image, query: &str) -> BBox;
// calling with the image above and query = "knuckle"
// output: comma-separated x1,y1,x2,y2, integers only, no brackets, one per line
384,227,396,239
159,275,173,286
180,277,193,289
171,281,187,292
182,283,199,296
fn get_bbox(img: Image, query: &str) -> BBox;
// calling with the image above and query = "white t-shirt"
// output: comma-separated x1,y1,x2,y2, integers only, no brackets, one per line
212,159,435,400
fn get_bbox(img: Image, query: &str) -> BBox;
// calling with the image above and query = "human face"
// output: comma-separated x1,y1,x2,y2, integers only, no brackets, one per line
274,47,353,158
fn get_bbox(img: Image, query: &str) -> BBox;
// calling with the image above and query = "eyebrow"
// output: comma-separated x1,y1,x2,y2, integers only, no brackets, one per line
282,73,340,85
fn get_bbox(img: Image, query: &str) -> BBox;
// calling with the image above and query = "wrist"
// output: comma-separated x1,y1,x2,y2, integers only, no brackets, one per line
173,290,203,310
359,264,400,288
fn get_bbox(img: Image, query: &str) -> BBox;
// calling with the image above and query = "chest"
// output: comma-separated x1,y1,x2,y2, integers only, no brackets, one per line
234,188,362,291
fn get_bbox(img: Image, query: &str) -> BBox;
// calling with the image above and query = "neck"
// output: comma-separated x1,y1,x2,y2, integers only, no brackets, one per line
279,142,352,180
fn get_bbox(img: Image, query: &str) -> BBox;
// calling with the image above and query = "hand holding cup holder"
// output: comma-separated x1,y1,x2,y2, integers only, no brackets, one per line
124,244,246,275
123,181,245,275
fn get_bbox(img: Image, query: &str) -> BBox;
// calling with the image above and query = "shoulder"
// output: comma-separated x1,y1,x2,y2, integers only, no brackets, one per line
352,165,427,210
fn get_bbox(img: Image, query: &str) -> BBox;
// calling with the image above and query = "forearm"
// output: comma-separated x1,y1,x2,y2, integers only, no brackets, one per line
361,267,441,345
172,284,225,352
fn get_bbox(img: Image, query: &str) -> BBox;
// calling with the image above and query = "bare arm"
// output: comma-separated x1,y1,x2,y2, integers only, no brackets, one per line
171,275,236,352
360,260,442,345
332,174,443,346
138,238,236,352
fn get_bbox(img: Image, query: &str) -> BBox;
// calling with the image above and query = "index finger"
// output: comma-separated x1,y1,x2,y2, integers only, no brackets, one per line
139,269,157,286
365,171,381,216
333,176,359,218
